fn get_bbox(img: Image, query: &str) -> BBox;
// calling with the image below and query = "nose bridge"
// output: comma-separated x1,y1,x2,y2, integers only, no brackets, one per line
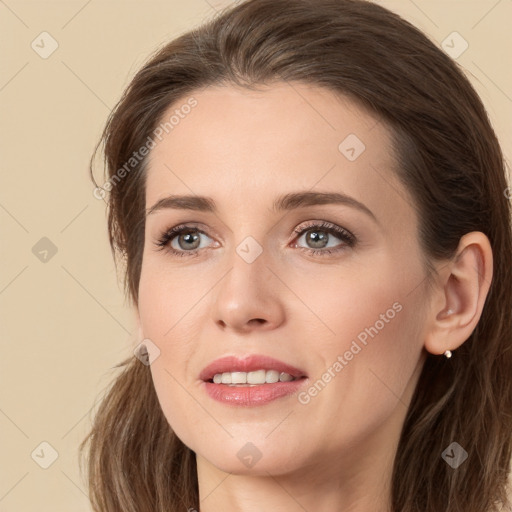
220,203,272,278
212,233,285,331
223,234,269,297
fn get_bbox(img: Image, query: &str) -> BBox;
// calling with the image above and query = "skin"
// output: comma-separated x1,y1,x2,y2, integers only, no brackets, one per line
135,82,493,512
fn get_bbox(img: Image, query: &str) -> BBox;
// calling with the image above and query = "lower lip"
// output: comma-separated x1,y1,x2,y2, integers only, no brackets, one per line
202,378,308,406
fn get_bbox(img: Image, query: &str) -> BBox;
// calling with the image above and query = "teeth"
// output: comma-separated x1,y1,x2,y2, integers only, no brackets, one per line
231,372,246,384
247,369,266,384
266,370,279,383
211,369,297,385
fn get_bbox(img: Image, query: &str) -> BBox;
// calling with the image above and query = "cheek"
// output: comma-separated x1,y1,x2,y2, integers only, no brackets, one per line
294,263,426,435
138,259,207,346
138,263,212,443
149,361,211,451
286,258,411,358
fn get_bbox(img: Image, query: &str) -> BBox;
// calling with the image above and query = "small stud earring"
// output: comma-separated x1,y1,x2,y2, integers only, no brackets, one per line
444,350,452,358
446,309,454,315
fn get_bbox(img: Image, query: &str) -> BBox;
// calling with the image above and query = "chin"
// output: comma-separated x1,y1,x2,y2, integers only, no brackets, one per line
195,438,306,476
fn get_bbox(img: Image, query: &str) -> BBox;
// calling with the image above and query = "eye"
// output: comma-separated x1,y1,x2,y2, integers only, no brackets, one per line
292,221,356,257
154,220,356,258
154,224,214,258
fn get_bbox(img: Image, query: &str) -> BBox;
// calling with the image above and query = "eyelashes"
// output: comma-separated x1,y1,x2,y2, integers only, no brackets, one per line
291,221,356,256
155,223,210,258
154,220,357,259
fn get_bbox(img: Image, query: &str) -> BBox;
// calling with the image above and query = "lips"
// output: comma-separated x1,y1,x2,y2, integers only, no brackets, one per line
199,354,307,382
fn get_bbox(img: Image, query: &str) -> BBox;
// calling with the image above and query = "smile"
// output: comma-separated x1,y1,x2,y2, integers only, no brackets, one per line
211,369,297,385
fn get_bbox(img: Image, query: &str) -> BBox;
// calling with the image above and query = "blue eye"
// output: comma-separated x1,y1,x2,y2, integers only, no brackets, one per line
154,221,356,258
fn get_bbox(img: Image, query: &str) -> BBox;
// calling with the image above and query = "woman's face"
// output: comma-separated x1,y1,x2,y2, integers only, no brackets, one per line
137,82,432,477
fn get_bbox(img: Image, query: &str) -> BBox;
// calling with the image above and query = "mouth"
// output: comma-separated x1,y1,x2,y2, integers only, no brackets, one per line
200,354,307,383
208,369,305,386
199,355,308,406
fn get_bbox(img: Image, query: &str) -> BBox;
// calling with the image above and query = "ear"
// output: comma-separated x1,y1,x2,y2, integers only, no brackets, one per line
423,231,493,356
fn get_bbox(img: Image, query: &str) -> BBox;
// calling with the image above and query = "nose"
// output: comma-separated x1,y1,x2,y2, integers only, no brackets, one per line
212,245,286,333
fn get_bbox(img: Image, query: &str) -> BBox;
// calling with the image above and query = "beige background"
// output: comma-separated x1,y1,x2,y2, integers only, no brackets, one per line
0,0,510,510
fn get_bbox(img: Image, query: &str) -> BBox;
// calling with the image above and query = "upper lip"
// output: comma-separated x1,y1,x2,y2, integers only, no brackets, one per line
199,354,307,382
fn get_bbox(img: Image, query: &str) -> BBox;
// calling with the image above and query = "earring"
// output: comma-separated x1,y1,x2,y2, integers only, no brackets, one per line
444,309,453,358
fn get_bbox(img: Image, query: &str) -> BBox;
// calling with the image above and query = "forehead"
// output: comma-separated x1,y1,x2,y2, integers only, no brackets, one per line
144,82,413,233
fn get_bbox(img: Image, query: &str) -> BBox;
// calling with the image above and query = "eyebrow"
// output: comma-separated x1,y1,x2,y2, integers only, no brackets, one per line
146,191,378,223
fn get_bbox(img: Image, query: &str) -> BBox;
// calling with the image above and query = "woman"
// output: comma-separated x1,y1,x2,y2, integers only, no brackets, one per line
80,0,512,510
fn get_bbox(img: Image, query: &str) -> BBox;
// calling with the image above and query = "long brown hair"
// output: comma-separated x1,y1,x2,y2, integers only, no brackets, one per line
80,0,512,510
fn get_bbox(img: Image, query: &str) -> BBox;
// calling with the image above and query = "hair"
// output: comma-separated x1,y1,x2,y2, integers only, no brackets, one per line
80,0,512,510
